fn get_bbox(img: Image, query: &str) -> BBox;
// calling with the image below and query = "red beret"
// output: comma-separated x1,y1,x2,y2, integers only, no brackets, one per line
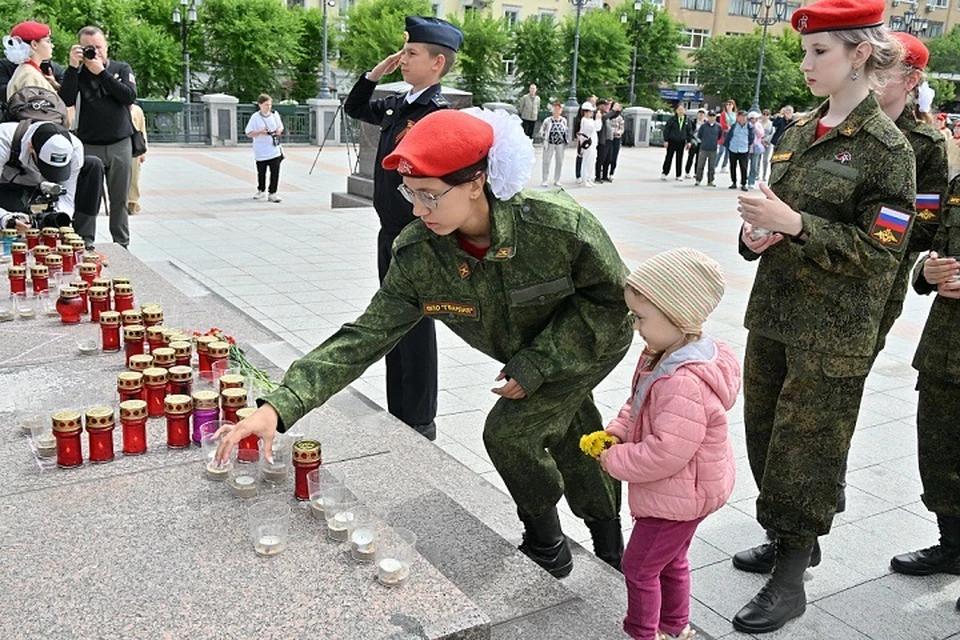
10,21,51,43
382,110,494,178
893,32,929,69
791,0,884,35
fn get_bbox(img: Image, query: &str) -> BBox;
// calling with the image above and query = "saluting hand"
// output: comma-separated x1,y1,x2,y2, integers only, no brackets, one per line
369,50,403,82
492,372,526,400
738,182,803,237
213,404,279,465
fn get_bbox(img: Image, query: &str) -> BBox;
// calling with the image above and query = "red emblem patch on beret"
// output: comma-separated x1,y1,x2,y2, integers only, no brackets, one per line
791,0,884,35
382,110,495,178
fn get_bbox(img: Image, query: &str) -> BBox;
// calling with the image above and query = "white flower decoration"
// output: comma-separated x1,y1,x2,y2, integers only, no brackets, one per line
918,81,935,114
3,36,31,65
462,106,534,201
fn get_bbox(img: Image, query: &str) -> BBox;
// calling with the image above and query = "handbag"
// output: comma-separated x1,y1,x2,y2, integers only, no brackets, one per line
131,129,147,157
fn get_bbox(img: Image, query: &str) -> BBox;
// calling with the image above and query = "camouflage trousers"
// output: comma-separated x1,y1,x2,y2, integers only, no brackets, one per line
917,373,960,517
483,349,627,523
744,333,868,548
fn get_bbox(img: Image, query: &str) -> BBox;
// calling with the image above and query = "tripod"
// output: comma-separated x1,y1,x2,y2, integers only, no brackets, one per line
309,97,358,176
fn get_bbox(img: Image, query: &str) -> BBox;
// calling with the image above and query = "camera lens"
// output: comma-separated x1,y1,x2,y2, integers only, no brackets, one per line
82,46,96,60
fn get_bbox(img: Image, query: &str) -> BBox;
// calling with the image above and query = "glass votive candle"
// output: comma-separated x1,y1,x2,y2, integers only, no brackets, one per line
142,305,163,327
307,467,344,519
348,507,379,562
200,420,234,480
292,439,322,501
376,527,417,587
55,286,83,324
117,371,145,403
30,264,48,294
37,290,58,317
25,227,39,250
0,294,12,323
123,324,145,367
170,340,192,367
146,325,165,352
248,500,290,557
261,433,292,485
164,394,193,448
143,368,169,418
119,399,148,455
151,346,175,370
52,409,83,468
8,265,26,296
29,417,57,459
221,387,248,427
167,365,193,396
70,280,88,314
13,292,34,320
128,353,154,374
192,390,220,445
120,309,142,327
322,485,358,542
11,241,26,266
88,286,109,322
195,335,217,378
85,405,115,464
78,262,97,286
228,446,262,499
113,282,134,313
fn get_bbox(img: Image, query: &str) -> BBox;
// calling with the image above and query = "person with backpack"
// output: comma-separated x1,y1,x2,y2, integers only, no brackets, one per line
59,26,137,249
4,22,60,100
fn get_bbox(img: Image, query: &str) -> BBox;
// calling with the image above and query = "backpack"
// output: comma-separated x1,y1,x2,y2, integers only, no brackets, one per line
4,86,68,126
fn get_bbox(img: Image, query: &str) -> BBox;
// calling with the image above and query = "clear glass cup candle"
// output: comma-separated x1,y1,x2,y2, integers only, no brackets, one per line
247,500,290,557
228,445,262,499
260,434,292,485
347,507,379,562
200,420,235,480
321,485,358,542
0,294,13,323
307,467,344,519
376,527,417,587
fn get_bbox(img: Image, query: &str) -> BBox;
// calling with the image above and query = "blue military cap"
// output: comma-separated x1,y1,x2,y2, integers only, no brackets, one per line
404,16,463,52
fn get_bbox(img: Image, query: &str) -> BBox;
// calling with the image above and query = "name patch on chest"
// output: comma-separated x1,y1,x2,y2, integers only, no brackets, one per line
869,206,913,248
770,151,792,163
423,301,478,318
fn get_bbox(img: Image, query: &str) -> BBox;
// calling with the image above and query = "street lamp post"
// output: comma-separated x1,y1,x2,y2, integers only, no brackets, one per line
621,2,654,106
565,0,588,108
899,9,929,36
318,0,336,99
172,0,199,104
749,0,787,113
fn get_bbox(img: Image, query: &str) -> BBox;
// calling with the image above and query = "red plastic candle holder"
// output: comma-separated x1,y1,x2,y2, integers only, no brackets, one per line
55,286,83,324
8,265,26,296
117,371,145,404
85,406,116,464
293,440,322,501
143,368,169,418
165,394,193,449
52,410,83,468
119,400,148,455
124,324,146,367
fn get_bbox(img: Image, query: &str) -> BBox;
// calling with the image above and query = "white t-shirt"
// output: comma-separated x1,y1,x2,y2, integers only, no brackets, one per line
245,110,284,161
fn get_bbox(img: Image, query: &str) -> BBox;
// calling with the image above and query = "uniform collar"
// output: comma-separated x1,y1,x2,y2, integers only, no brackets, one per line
795,93,881,139
896,105,919,132
405,83,442,106
484,194,517,261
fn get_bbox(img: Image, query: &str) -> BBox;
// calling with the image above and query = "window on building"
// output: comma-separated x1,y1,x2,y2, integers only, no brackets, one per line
287,0,304,7
728,0,755,17
647,0,664,6
676,69,698,85
784,1,800,19
504,7,521,27
680,28,710,49
504,56,517,77
930,0,948,8
927,20,945,37
680,0,713,10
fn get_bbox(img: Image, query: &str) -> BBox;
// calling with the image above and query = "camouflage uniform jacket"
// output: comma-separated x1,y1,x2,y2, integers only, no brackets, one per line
739,94,917,360
912,173,960,378
265,189,634,431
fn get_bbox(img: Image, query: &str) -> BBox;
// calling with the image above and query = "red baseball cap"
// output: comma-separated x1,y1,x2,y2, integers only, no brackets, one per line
10,21,51,43
893,32,929,69
382,110,494,178
791,0,884,35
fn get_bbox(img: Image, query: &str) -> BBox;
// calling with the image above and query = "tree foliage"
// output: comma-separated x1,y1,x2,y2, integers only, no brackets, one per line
616,1,685,108
447,11,509,105
510,15,565,101
338,0,433,78
560,8,631,103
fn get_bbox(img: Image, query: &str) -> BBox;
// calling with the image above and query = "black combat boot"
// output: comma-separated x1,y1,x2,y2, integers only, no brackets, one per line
890,515,960,575
411,421,437,441
733,543,812,634
518,506,574,578
586,518,624,572
732,533,821,574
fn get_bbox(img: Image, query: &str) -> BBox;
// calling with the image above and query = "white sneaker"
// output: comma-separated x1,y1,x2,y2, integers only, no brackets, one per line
541,180,549,187
268,193,282,203
684,173,691,179
253,191,265,200
585,180,595,188
553,181,562,187
676,176,684,182
660,174,667,181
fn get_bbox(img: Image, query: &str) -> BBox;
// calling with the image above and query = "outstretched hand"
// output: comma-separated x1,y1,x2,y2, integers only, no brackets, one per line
214,404,279,464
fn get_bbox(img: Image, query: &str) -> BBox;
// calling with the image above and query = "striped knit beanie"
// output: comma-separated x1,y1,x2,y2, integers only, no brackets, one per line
625,248,725,334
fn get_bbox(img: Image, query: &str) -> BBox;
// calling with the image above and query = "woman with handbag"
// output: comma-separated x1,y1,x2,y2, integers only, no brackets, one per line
245,93,285,203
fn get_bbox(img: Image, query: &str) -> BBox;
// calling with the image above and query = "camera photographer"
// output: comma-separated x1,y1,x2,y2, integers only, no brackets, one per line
0,121,102,239
59,26,136,249
244,93,284,203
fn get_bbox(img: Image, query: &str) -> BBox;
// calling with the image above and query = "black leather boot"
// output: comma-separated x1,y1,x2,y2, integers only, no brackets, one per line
411,421,437,441
890,515,960,576
518,507,573,578
732,536,821,573
733,543,812,634
586,518,624,572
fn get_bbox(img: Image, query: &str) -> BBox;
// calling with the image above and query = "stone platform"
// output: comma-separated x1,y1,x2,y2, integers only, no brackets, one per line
0,245,633,639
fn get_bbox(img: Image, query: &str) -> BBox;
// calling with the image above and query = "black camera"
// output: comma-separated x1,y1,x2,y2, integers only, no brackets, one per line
29,182,71,229
82,45,97,60
40,60,52,76
268,131,280,146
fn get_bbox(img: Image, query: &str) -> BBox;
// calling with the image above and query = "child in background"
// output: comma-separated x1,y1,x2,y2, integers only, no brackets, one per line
598,248,739,640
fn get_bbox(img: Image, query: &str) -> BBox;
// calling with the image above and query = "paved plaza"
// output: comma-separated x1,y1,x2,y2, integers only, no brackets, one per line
111,141,958,639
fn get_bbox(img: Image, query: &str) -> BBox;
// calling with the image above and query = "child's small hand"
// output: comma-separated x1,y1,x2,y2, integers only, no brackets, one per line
599,447,613,472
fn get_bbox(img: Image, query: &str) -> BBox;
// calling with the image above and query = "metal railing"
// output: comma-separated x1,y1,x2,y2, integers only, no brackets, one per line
140,102,209,144
236,105,314,144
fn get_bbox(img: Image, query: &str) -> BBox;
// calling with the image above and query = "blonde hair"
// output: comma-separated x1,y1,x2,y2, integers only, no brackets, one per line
831,27,901,92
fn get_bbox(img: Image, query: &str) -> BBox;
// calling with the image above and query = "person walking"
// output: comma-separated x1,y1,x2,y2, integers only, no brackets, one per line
747,111,765,189
245,93,284,203
718,99,737,172
683,108,705,180
343,16,463,441
660,104,690,182
694,110,721,187
518,84,540,139
608,102,624,181
214,107,633,578
723,110,751,192
732,0,915,632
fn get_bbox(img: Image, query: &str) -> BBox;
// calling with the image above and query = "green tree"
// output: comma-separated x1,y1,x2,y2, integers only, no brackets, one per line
288,6,331,102
338,0,432,77
928,25,960,74
448,10,509,104
616,1,684,108
929,77,957,108
110,20,182,99
561,8,631,103
510,15,564,101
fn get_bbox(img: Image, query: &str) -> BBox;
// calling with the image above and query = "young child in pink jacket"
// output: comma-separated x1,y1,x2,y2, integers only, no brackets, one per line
599,248,740,640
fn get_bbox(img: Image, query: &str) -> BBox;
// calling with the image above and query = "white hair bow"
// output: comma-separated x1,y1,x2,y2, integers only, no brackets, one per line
918,81,935,114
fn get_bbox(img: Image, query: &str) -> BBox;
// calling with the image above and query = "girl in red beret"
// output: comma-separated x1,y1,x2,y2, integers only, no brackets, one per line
216,107,635,579
3,21,59,99
733,0,918,634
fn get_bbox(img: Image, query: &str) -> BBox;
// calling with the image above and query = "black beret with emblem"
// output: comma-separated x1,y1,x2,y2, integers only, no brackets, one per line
404,16,463,52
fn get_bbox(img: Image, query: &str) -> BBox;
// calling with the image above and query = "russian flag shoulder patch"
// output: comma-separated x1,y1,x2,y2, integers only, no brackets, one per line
869,206,913,248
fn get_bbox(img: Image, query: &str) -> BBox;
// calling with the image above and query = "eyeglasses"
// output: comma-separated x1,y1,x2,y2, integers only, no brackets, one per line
397,183,457,210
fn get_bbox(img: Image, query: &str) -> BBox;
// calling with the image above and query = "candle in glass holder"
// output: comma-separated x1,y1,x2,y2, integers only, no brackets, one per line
195,335,217,378
164,394,192,448
84,253,102,277
1,228,16,257
221,387,248,425
32,244,50,265
44,252,62,283
141,305,163,327
57,244,75,273
123,324,145,366
119,399,148,455
228,448,261,499
328,509,354,542
219,373,245,393
207,341,230,378
41,227,58,249
85,406,115,464
35,432,57,457
120,309,142,327
25,228,39,250
11,241,26,266
117,371,145,403
58,226,73,243
167,365,193,396
98,311,121,351
292,439,322,501
351,526,377,562
170,340,192,367
92,276,111,291
88,286,109,322
70,280,89,314
55,286,83,324
191,390,220,444
143,368,169,418
69,238,85,266
128,353,154,374
52,410,83,468
151,346,175,371
146,325,165,352
113,282,134,314
30,264,48,294
377,558,408,585
8,265,26,295
78,262,97,286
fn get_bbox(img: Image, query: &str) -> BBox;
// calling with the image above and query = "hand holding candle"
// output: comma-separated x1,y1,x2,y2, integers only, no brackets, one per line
214,404,278,465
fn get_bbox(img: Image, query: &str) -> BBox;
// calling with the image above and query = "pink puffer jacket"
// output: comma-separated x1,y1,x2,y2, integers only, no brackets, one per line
604,336,739,522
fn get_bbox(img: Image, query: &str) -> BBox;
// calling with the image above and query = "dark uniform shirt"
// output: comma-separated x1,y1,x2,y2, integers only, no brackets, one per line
264,189,634,430
344,76,450,235
740,94,917,360
59,60,136,145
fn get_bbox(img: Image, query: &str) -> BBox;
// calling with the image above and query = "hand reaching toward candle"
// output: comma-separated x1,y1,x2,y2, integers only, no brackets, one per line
214,404,279,464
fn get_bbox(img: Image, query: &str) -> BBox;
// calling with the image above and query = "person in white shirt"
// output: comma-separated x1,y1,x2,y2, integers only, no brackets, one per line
539,101,568,186
578,103,599,187
244,93,284,203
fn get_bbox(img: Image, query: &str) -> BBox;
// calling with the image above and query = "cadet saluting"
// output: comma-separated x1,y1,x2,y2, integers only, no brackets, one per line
344,16,463,441
215,109,633,577
732,0,916,633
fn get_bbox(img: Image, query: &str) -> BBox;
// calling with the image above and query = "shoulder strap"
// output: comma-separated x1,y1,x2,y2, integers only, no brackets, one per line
5,120,30,173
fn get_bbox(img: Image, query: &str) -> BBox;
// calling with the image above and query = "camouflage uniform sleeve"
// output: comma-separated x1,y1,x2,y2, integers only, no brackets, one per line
797,142,917,279
738,226,760,261
263,255,424,431
909,134,949,254
502,210,631,395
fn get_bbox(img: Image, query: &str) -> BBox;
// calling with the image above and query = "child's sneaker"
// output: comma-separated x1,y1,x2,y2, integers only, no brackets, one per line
253,191,265,200
658,625,696,640
268,193,282,203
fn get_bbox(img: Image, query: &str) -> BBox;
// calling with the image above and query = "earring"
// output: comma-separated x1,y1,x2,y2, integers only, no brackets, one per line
851,68,860,81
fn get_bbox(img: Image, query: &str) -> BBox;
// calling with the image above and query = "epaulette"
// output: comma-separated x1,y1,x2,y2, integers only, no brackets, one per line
515,190,582,234
910,120,946,144
432,94,449,108
392,220,434,253
863,113,911,150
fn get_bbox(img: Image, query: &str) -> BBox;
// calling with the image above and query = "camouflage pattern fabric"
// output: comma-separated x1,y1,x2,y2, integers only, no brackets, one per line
915,373,960,516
